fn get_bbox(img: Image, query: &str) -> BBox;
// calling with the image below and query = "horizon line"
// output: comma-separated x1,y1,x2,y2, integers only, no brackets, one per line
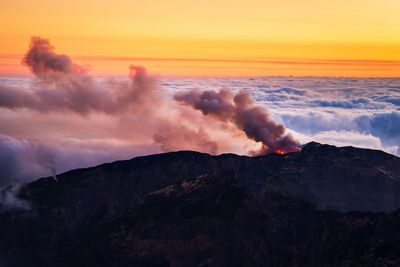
2,54,400,66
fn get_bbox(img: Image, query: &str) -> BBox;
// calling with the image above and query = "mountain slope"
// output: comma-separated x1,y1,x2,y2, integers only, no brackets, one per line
0,142,400,266
21,141,400,213
71,171,400,267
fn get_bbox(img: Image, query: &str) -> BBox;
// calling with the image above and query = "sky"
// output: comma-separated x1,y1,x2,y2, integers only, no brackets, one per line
1,0,400,76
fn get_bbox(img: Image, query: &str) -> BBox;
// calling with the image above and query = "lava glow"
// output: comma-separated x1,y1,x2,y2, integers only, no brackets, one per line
274,147,302,155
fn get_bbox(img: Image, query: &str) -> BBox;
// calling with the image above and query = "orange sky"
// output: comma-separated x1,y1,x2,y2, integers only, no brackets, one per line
1,0,400,77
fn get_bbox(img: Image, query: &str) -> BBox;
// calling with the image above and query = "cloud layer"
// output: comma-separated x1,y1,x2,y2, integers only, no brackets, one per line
0,37,399,186
161,76,400,155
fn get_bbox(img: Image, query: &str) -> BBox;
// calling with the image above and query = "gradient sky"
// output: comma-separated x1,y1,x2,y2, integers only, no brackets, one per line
1,0,400,76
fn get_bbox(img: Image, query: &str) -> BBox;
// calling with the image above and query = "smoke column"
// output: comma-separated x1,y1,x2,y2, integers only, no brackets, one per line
174,88,301,154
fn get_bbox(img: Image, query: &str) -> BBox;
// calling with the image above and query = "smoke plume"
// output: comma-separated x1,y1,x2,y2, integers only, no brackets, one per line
0,37,301,188
0,37,157,115
174,88,300,154
22,37,86,76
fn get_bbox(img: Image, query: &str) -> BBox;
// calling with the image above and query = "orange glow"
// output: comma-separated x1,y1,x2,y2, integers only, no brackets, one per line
275,150,285,155
1,0,400,76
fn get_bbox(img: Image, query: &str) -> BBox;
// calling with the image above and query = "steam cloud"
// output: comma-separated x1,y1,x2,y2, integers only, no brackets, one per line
174,88,300,154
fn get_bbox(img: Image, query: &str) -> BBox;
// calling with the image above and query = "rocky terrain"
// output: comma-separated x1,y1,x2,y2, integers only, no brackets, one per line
1,142,400,266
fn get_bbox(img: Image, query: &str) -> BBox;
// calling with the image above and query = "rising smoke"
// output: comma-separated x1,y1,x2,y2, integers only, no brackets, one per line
174,88,300,154
0,37,300,189
0,37,157,115
22,36,86,76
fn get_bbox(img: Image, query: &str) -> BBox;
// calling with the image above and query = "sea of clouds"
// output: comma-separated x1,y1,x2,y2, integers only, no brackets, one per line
160,76,400,155
0,75,399,186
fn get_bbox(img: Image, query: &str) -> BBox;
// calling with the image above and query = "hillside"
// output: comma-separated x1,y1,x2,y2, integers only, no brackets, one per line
1,142,400,266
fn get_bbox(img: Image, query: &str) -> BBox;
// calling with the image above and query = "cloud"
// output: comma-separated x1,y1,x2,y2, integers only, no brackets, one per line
290,130,398,155
279,111,354,135
0,133,165,186
0,134,55,185
267,87,307,96
0,184,31,211
355,112,400,152
309,98,383,109
163,76,400,156
262,94,291,102
375,96,400,106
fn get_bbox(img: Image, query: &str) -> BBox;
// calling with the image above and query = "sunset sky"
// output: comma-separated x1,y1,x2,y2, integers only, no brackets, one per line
1,0,400,76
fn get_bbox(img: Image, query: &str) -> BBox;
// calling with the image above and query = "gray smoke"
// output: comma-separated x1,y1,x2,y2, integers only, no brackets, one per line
0,37,156,115
22,36,86,76
174,88,301,154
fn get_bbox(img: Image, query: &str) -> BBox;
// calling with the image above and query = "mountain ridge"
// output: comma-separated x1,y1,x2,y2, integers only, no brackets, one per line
21,141,400,213
1,142,400,266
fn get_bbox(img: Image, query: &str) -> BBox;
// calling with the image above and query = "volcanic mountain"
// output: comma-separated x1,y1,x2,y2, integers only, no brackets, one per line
1,142,400,266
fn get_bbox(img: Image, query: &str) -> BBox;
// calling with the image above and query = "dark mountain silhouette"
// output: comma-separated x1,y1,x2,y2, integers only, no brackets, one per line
1,142,400,266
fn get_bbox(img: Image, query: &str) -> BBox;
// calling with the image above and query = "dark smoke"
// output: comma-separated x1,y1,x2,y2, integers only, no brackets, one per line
174,88,300,154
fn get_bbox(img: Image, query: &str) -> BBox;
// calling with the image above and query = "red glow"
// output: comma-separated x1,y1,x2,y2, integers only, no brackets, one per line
274,146,301,155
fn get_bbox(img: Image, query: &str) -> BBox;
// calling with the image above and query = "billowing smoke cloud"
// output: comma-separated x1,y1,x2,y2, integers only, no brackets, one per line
174,88,300,154
0,37,157,115
22,37,86,76
0,37,265,188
